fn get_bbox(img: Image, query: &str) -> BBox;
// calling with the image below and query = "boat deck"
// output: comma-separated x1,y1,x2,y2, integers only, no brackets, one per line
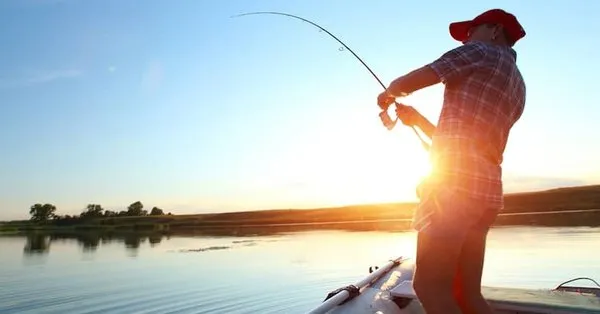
320,258,600,314
485,286,600,314
391,280,600,314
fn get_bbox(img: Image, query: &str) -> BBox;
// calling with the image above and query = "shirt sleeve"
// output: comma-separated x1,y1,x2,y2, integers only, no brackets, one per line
427,42,487,83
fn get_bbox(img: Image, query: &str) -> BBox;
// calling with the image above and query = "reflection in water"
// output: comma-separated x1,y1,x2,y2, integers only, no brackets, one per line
182,245,231,252
17,224,375,256
21,232,166,256
23,234,51,255
149,235,162,246
124,234,145,249
17,220,600,259
18,229,288,257
178,239,265,253
77,233,101,252
17,225,313,258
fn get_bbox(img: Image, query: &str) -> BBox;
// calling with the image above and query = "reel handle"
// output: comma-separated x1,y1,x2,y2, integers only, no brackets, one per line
378,102,432,152
378,101,406,130
379,110,396,130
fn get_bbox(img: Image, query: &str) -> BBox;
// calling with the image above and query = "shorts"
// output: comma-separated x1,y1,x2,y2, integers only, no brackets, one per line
411,184,499,239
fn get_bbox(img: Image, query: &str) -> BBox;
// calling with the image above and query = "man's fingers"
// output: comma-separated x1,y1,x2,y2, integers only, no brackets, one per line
394,104,417,126
378,95,395,110
395,105,408,116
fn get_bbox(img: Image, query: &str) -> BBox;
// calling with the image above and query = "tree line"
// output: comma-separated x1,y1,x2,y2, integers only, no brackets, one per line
29,201,172,223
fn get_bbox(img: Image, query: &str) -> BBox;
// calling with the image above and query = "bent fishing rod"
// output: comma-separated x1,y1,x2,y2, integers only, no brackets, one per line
230,11,431,151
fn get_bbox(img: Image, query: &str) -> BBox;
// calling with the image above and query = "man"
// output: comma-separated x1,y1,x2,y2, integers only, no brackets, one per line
377,9,526,314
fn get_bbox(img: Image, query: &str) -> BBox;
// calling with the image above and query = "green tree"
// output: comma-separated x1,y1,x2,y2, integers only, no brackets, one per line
81,204,104,219
29,203,57,223
150,207,164,215
127,201,146,216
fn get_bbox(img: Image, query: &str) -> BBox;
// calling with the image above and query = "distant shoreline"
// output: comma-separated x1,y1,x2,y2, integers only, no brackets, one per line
2,184,600,235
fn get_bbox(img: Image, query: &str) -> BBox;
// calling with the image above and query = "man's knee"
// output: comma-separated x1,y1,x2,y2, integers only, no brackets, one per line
414,271,442,301
413,260,454,299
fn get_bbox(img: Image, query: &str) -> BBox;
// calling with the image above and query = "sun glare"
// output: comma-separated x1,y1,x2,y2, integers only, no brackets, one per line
262,106,435,208
244,86,443,210
313,89,440,206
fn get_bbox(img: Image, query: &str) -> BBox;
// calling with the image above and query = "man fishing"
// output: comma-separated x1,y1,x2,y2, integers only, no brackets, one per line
377,9,526,314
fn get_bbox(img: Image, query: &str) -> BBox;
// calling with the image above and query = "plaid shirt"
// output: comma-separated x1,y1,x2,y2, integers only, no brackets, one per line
418,41,526,212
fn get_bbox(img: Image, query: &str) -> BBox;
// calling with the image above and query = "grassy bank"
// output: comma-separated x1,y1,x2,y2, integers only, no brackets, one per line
3,184,600,235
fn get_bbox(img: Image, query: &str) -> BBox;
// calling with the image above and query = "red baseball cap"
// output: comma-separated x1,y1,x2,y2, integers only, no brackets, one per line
449,9,526,45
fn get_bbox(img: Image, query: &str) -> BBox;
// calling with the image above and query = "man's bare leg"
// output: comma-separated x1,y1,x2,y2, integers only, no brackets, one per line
453,228,494,314
413,230,464,314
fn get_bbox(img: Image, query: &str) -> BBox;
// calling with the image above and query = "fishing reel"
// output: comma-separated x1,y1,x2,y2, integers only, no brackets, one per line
378,102,432,152
378,102,401,130
379,109,397,130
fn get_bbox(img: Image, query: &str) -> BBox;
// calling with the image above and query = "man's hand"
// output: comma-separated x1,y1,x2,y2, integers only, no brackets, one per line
395,104,422,127
377,90,396,111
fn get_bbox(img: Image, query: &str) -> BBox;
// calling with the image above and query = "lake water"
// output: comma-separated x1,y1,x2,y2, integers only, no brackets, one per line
1,226,599,313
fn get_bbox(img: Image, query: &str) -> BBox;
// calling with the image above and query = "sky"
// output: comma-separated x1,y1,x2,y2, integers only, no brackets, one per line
1,0,599,220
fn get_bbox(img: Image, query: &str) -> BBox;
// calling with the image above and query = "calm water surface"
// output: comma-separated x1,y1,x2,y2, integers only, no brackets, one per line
1,226,599,313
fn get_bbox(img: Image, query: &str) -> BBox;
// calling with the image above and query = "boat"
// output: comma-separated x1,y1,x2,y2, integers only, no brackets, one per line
306,256,600,314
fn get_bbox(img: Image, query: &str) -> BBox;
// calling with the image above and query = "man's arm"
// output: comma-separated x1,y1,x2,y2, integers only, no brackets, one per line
385,42,487,97
397,105,437,140
384,43,488,138
414,111,436,140
385,65,441,98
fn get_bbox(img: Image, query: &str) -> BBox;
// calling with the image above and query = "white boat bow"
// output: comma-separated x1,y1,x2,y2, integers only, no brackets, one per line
306,256,600,314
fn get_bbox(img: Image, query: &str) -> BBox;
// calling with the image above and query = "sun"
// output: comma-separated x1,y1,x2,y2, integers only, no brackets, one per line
328,126,432,205
315,89,440,206
277,111,433,207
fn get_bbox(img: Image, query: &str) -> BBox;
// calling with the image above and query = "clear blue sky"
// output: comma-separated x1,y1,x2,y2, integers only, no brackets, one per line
1,0,599,220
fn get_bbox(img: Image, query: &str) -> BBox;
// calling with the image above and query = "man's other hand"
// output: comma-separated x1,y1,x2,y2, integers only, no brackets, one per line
395,104,421,126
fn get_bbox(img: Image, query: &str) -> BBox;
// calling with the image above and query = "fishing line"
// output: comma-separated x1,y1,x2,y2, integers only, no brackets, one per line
230,11,431,151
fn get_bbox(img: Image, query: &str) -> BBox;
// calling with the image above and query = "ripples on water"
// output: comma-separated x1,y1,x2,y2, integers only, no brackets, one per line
0,226,599,313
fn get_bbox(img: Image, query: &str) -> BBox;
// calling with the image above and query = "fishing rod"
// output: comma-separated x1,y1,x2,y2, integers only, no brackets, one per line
230,11,431,151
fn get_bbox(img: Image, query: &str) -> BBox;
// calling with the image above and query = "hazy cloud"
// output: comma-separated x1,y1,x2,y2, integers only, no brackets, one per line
5,0,75,6
140,61,163,94
25,69,81,84
0,69,82,89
